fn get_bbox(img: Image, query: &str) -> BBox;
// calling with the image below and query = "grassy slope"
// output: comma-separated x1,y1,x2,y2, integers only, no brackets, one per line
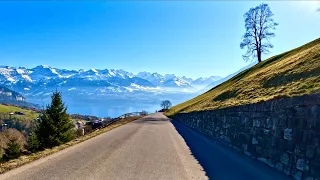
0,105,88,124
0,104,39,120
166,38,320,116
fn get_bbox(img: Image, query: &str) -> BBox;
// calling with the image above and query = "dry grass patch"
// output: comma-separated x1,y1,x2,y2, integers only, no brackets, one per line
0,116,142,174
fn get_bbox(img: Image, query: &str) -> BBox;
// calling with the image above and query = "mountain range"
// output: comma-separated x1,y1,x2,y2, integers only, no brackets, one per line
0,64,252,117
0,65,223,93
0,85,38,108
0,85,25,102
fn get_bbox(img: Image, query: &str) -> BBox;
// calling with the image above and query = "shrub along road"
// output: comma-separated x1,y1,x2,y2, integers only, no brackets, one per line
0,113,291,180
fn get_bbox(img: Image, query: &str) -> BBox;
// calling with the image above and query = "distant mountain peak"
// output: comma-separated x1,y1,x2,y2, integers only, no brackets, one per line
35,65,50,69
90,68,98,73
0,64,226,94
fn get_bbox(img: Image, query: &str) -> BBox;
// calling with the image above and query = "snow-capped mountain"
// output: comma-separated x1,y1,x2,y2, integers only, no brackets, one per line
0,64,252,117
136,72,193,88
0,65,236,95
0,65,220,95
0,85,38,108
162,76,192,88
136,72,166,86
181,76,193,84
0,85,25,102
0,66,32,83
192,76,223,88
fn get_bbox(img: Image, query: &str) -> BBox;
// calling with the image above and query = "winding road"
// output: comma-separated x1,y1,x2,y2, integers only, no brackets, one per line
0,113,291,180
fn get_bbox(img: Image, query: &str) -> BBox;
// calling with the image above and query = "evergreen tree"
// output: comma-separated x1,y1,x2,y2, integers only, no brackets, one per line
1,128,26,161
27,130,40,152
27,122,40,152
3,140,21,161
37,91,74,148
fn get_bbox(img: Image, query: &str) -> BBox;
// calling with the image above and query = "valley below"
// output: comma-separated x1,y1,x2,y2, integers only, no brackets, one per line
27,91,197,117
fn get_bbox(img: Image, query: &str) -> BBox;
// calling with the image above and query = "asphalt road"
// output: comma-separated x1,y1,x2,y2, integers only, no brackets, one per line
0,113,292,180
0,113,207,180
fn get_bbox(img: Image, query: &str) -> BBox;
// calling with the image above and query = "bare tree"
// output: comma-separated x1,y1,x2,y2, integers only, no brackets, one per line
160,100,172,110
240,3,278,63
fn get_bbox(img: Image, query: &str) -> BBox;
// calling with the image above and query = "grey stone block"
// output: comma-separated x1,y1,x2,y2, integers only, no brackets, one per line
257,157,268,164
306,146,316,158
292,169,303,180
281,153,290,165
275,162,284,172
296,158,309,171
284,128,293,140
283,165,292,175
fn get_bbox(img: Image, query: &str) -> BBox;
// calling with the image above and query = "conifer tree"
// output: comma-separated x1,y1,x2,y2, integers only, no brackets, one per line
37,91,74,148
2,128,26,161
3,140,21,161
27,120,40,152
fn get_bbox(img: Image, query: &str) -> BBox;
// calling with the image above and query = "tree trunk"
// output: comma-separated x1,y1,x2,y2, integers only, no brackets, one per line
257,50,262,63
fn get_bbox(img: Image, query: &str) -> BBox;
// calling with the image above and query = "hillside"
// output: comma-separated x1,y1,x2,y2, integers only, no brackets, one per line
0,85,25,102
0,85,39,108
0,104,90,131
0,104,39,120
166,38,320,116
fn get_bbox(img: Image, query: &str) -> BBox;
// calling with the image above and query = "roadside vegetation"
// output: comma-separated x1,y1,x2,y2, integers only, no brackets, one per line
166,38,320,116
0,115,141,174
0,91,74,163
0,91,143,173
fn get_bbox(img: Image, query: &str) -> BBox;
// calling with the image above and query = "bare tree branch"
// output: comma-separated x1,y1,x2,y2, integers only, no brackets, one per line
240,3,278,63
160,100,172,110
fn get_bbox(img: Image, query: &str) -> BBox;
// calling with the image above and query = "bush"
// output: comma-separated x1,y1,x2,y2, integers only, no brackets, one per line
3,140,22,161
0,133,6,161
1,128,26,161
27,130,40,153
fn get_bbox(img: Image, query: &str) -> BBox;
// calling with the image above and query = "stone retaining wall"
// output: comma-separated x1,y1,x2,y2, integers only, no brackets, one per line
171,94,320,180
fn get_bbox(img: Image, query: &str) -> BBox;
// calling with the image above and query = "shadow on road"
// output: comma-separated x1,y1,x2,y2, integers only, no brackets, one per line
170,120,293,180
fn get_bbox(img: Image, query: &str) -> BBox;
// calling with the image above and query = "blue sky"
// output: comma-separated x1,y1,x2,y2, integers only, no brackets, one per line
0,1,319,79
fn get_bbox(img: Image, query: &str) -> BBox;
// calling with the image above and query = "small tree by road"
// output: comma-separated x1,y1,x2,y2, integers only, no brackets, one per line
240,3,278,63
160,100,172,110
1,128,26,161
36,91,74,149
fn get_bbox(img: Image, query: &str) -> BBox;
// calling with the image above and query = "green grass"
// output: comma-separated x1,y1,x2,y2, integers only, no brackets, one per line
166,37,320,116
0,105,90,124
0,104,39,120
